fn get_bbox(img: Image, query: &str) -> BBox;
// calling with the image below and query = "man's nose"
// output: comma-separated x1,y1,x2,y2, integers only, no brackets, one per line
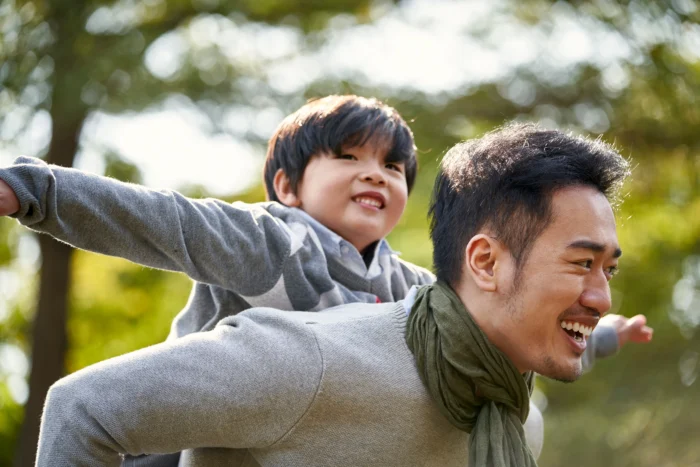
579,270,612,316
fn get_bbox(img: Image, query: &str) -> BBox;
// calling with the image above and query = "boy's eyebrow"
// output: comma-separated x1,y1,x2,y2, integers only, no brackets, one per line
341,144,405,163
567,240,622,258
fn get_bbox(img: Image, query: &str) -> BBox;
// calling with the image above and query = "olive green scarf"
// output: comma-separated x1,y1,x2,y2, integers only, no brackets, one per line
405,281,537,467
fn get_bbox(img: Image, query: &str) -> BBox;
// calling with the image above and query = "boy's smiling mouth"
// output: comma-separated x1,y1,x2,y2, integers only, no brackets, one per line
352,192,386,210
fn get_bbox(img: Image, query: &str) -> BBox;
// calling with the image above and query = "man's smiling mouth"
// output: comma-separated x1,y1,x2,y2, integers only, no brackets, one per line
560,320,594,343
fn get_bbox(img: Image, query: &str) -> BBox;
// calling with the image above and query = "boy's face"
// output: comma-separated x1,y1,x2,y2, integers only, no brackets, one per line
294,141,409,253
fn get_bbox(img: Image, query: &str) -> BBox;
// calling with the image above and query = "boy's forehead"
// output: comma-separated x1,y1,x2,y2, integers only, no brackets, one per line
341,136,393,155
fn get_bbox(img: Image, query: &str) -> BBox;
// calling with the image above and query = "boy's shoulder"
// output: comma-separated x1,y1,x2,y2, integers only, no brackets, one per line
238,201,320,228
389,254,436,284
247,202,348,254
229,200,316,239
242,201,435,284
231,200,294,218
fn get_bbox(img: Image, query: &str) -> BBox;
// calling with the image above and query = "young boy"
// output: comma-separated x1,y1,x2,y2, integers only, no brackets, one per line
0,96,435,342
0,97,648,464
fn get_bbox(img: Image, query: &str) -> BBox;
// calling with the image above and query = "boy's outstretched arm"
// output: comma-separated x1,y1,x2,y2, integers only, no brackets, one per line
599,313,654,346
0,178,19,216
582,314,654,371
36,310,322,466
0,157,298,290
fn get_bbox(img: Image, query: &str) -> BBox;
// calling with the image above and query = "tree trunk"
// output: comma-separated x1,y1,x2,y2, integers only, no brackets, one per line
14,238,73,467
14,115,83,467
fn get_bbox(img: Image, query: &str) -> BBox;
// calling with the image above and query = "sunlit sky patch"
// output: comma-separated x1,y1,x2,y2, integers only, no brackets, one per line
78,105,262,196
0,0,681,197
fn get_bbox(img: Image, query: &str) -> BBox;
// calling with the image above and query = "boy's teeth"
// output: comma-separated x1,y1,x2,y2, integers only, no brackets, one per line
560,320,593,337
355,197,382,208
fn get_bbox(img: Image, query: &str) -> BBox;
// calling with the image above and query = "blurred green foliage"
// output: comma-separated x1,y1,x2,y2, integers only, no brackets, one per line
2,0,700,465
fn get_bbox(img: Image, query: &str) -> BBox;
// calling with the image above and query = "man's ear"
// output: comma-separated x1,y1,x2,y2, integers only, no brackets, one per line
464,234,506,292
272,169,301,207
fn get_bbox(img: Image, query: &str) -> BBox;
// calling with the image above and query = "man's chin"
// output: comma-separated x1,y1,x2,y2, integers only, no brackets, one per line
547,372,581,384
536,357,583,383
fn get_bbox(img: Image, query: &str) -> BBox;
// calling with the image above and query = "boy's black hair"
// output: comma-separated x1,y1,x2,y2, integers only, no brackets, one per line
429,122,631,287
264,95,417,202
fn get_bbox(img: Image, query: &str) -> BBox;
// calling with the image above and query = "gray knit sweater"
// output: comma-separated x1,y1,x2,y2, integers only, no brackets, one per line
37,301,544,466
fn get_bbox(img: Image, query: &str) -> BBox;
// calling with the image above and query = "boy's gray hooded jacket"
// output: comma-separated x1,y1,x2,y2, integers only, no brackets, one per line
0,156,436,339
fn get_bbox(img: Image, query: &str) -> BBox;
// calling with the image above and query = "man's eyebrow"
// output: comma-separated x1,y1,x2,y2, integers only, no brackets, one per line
567,240,622,258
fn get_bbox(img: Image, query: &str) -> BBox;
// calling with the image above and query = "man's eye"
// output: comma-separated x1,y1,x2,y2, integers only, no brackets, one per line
606,266,619,277
576,260,593,269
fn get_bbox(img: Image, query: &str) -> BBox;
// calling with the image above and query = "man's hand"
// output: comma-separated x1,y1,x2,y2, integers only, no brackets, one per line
0,178,19,216
600,314,653,348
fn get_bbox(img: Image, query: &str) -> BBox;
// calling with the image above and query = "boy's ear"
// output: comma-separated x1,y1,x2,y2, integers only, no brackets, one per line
463,234,508,292
272,169,301,207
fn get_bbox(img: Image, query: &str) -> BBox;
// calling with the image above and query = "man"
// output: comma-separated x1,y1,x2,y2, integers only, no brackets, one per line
36,123,650,467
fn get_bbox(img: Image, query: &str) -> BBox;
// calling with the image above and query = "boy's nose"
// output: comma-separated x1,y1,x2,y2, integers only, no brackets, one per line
360,164,387,185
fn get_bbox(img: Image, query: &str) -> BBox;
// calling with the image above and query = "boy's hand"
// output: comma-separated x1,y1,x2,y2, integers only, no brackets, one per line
600,314,654,348
0,179,20,216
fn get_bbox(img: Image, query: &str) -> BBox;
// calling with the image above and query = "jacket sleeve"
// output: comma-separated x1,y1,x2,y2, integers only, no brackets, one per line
36,310,322,466
0,156,294,291
581,323,619,372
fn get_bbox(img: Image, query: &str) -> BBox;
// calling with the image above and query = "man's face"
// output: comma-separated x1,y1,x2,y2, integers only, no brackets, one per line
294,141,409,253
497,185,621,382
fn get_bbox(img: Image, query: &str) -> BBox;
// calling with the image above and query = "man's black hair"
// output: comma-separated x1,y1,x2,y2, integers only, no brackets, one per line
429,122,631,286
263,95,417,202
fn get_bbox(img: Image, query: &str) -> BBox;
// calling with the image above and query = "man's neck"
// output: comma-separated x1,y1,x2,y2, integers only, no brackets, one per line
452,281,528,373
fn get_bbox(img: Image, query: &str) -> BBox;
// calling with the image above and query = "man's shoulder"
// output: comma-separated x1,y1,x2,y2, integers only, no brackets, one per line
307,301,404,323
227,301,403,327
212,303,406,367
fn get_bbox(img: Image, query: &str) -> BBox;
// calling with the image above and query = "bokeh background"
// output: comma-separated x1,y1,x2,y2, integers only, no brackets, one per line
1,0,700,465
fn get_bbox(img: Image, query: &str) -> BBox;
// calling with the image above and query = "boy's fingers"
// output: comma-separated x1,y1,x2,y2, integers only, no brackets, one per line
633,326,654,342
627,314,647,327
626,315,653,343
614,315,654,346
0,179,20,216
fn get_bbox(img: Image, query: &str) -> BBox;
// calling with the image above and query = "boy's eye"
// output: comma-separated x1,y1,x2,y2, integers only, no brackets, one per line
337,153,357,160
385,163,404,172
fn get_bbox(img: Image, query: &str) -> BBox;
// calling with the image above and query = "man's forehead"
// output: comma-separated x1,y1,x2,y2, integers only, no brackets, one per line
545,186,620,253
566,239,622,258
